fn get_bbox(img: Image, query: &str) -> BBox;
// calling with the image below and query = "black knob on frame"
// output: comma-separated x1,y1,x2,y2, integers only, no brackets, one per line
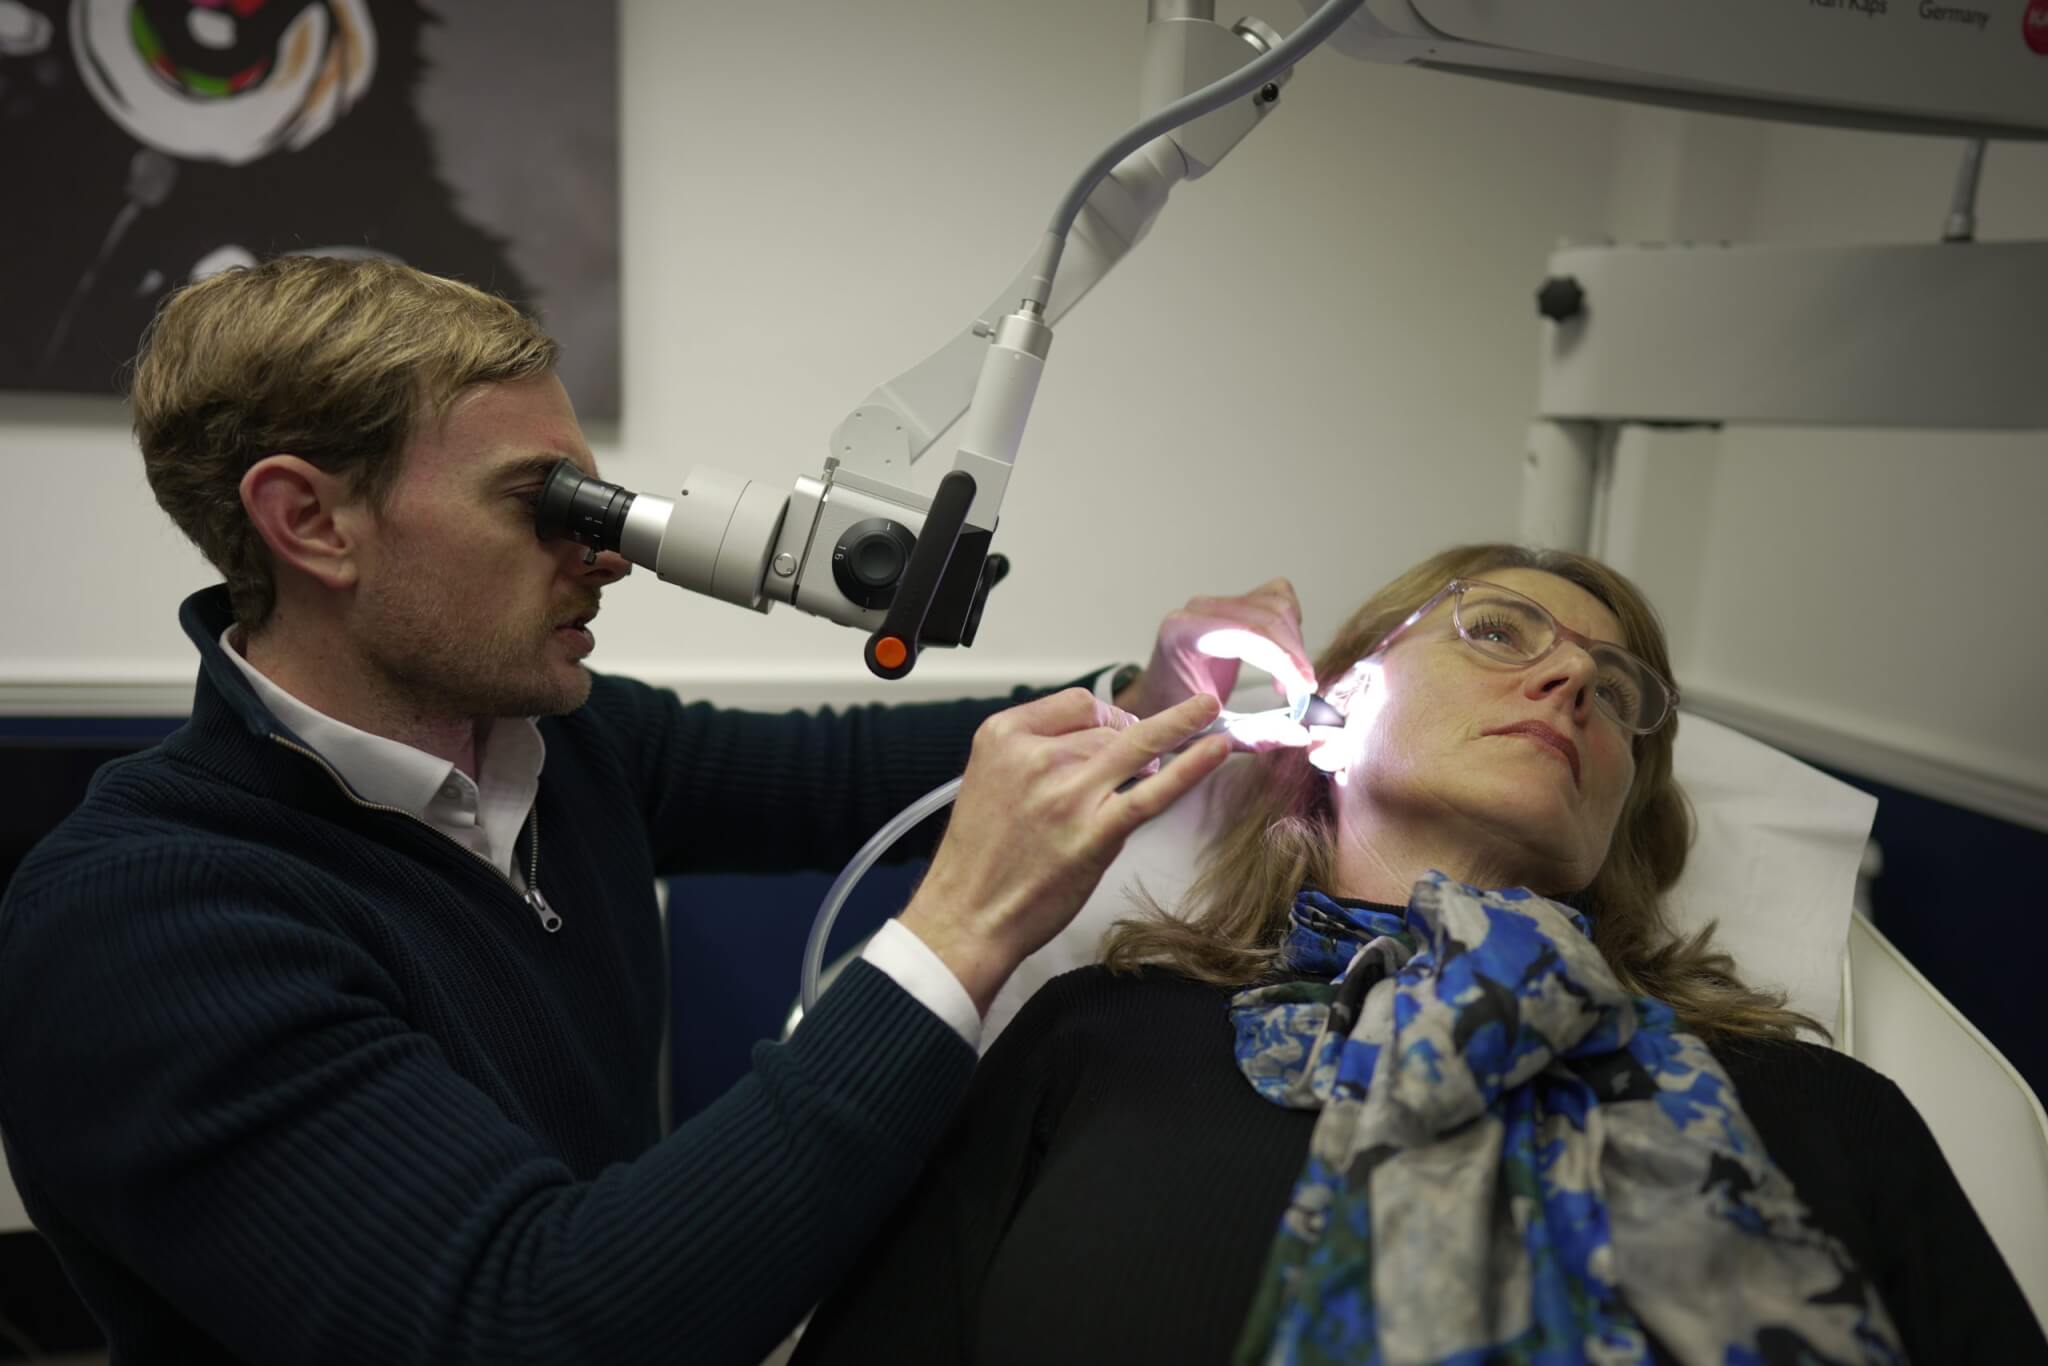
1536,275,1586,323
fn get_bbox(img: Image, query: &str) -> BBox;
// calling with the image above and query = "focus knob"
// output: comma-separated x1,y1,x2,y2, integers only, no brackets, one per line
831,518,917,610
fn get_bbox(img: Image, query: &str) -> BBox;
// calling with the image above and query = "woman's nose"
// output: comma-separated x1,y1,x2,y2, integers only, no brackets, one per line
1529,646,1599,717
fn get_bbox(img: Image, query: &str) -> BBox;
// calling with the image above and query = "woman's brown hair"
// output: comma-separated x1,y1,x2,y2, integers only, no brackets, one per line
1102,544,1826,1043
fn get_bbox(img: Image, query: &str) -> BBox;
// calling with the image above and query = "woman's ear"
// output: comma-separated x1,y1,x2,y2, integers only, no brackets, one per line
1306,659,1389,786
1321,655,1380,715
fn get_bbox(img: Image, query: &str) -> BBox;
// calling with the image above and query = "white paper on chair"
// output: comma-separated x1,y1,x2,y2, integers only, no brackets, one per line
1666,711,1876,1039
982,701,1876,1051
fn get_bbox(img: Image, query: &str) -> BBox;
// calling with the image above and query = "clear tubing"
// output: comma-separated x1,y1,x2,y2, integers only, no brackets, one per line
800,776,963,1017
1021,0,1371,305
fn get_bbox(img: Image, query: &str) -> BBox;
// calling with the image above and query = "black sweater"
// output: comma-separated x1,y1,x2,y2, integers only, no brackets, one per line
795,964,2048,1365
0,584,1050,1366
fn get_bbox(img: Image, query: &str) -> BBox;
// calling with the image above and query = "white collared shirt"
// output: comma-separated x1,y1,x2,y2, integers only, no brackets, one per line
216,627,984,1047
219,626,545,887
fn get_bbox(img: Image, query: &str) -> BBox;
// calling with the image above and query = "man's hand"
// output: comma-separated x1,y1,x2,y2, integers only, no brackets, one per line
1116,578,1317,720
898,690,1228,1015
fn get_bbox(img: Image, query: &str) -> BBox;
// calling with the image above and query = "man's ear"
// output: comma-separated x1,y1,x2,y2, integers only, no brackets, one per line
240,456,364,592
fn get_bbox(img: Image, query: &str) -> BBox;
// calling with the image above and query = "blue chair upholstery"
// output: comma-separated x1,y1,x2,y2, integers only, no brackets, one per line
664,861,928,1125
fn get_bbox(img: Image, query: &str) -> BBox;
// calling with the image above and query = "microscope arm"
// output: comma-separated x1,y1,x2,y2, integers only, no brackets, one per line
827,10,1292,492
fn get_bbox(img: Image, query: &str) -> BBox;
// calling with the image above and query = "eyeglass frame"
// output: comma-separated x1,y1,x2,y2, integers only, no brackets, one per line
1368,577,1680,736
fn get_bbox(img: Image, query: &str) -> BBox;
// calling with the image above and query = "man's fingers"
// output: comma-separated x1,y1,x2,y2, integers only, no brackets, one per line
1194,627,1317,703
1182,582,1302,636
1042,725,1129,772
1185,601,1289,640
1087,693,1221,786
1247,578,1303,624
1094,701,1145,733
1102,734,1231,835
988,687,1119,741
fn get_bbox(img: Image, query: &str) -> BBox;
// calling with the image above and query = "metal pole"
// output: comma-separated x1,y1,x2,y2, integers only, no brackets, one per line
1520,419,1609,552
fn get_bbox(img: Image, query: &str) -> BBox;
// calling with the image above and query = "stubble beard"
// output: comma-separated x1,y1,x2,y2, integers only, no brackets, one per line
358,576,592,721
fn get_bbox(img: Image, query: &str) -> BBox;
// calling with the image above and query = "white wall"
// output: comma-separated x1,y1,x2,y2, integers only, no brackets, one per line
0,0,1623,710
7,1,2040,832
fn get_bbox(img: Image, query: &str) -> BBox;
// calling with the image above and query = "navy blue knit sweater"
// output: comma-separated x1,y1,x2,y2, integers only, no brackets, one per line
0,585,1051,1365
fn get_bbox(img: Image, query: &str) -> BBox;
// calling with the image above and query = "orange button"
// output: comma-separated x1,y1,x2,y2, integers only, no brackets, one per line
875,637,908,669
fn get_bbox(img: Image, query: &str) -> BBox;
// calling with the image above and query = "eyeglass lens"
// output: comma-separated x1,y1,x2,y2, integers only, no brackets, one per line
1453,586,1666,732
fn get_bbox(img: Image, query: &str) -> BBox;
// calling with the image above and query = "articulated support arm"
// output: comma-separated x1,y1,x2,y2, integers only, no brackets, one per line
826,7,1290,497
535,0,1368,678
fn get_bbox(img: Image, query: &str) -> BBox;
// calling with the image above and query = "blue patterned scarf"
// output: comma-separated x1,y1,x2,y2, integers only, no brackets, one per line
1229,874,1904,1365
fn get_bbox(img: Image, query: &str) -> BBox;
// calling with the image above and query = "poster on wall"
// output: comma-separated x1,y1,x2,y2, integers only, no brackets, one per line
0,0,620,417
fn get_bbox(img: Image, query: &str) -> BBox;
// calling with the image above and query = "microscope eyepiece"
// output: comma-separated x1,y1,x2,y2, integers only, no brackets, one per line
534,459,635,555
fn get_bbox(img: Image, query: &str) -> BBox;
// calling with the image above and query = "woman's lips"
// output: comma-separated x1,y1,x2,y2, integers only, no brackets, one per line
1485,722,1581,785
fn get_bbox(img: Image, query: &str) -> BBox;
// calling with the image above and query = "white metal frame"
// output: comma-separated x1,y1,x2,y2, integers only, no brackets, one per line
1841,911,2048,1335
1521,238,2048,1327
1521,236,2048,551
1519,235,2048,834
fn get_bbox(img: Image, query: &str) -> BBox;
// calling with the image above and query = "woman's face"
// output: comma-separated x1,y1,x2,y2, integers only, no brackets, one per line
1333,568,1639,894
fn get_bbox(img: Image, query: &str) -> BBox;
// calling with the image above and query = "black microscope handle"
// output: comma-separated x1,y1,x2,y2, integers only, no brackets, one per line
864,469,977,681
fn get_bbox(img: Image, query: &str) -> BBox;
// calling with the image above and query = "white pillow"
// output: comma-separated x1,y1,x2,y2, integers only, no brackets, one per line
980,699,1877,1049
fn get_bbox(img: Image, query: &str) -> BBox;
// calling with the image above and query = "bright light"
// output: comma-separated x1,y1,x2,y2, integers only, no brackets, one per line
1182,637,1387,782
1195,627,1316,705
1305,658,1387,787
1219,708,1310,749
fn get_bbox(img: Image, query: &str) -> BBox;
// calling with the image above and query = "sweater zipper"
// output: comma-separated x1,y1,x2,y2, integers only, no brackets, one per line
269,734,562,934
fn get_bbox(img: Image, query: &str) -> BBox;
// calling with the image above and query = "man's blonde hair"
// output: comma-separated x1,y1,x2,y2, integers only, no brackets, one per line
131,255,560,631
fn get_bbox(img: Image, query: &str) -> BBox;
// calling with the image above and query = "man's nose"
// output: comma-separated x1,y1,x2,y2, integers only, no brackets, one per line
560,542,632,583
583,550,632,584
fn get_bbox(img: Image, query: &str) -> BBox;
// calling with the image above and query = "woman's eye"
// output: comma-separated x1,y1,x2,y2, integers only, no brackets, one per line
1596,678,1639,716
1469,614,1522,647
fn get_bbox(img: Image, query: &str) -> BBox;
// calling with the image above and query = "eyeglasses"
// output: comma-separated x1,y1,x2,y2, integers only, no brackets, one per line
1373,578,1679,735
